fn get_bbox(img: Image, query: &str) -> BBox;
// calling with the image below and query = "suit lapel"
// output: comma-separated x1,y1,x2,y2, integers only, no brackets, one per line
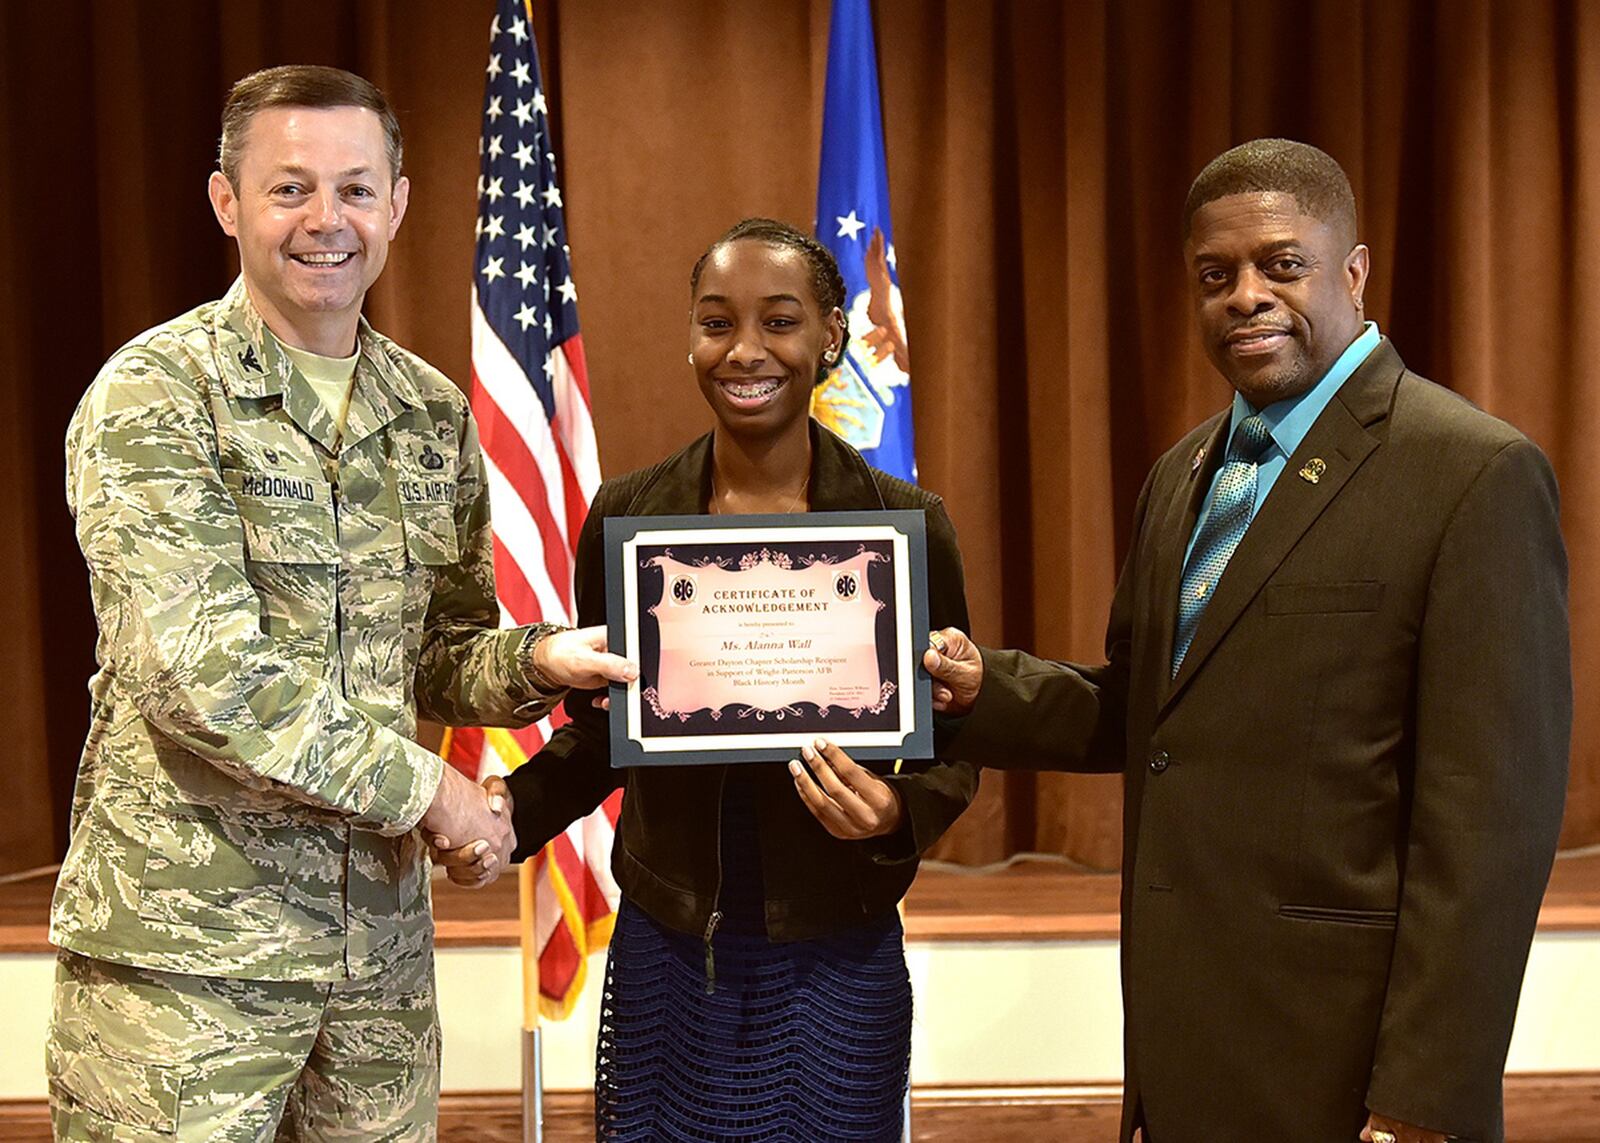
1151,415,1230,705
1160,342,1404,714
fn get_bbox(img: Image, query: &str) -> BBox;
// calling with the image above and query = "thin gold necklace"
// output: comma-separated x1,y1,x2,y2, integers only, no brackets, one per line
709,471,810,515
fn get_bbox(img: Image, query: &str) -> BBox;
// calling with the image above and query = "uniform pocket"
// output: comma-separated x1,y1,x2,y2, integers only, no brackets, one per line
401,501,460,567
1265,580,1385,615
134,808,294,933
223,467,338,565
47,1029,183,1133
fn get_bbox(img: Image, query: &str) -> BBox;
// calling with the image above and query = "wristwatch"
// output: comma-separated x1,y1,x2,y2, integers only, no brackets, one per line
517,623,569,693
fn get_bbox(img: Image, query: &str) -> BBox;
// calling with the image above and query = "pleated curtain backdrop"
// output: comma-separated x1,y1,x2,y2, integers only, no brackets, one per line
2,0,1596,875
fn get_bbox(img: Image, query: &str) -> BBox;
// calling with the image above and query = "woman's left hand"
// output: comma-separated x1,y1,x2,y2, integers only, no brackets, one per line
789,738,905,840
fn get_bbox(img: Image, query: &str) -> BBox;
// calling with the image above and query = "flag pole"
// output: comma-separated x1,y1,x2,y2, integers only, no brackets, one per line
519,858,544,1143
899,895,912,1143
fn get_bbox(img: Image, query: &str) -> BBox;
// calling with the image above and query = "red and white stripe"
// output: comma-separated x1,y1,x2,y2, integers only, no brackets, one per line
450,298,619,1017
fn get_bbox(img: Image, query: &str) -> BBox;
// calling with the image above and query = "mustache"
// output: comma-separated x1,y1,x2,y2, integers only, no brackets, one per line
1225,321,1293,338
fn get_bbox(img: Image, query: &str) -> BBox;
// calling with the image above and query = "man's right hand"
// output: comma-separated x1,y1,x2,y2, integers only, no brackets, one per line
420,766,515,886
429,775,515,889
923,627,983,716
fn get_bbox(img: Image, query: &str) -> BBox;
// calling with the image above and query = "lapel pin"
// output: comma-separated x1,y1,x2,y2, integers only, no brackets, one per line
1190,444,1208,475
1299,457,1327,484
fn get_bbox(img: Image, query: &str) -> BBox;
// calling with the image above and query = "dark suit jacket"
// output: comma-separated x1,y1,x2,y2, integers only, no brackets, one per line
507,420,977,941
953,342,1570,1142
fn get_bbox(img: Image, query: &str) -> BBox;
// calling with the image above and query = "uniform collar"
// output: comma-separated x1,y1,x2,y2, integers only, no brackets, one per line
213,276,425,452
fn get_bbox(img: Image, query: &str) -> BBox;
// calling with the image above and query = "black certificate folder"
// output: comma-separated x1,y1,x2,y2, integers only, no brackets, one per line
604,510,933,767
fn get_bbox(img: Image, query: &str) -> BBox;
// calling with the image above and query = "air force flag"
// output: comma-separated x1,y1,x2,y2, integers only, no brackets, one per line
813,0,917,483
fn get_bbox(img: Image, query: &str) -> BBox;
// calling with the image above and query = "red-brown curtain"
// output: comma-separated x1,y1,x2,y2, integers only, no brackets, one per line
3,0,1596,875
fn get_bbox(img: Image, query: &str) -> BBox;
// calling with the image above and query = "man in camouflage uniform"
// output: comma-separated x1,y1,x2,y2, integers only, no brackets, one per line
46,66,633,1141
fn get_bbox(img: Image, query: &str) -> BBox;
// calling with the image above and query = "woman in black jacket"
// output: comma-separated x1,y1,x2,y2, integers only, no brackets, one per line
442,218,973,1142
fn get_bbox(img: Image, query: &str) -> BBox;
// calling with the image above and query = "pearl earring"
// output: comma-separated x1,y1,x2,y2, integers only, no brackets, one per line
687,352,695,365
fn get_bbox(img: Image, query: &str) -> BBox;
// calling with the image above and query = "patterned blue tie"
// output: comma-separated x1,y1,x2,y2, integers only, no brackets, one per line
1172,414,1274,676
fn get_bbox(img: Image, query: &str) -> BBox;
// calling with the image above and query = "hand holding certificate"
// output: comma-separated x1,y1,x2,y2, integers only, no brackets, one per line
604,510,933,766
788,737,906,839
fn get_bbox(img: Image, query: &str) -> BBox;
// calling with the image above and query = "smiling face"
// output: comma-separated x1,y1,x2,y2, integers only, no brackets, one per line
1185,191,1369,407
689,240,845,440
207,105,409,354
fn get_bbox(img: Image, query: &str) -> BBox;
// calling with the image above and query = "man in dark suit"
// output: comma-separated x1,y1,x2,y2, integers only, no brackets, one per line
925,139,1569,1143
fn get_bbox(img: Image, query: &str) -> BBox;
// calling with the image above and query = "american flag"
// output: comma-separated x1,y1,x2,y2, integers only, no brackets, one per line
445,0,622,1020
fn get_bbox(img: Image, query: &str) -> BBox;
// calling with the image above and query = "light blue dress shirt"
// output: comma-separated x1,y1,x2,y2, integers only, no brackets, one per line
1184,321,1381,566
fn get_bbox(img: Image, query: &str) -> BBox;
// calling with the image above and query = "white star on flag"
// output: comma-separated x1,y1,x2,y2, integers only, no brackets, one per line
515,261,538,289
484,214,505,240
514,223,536,250
511,59,531,87
532,89,548,116
484,176,504,203
481,255,505,283
486,95,502,120
836,210,866,241
557,276,577,304
513,143,535,171
486,52,502,78
487,134,504,159
514,302,538,329
542,186,563,208
512,99,534,128
514,181,537,209
509,15,527,43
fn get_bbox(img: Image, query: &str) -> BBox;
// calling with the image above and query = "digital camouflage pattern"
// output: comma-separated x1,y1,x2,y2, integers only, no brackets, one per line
48,947,439,1141
51,276,562,982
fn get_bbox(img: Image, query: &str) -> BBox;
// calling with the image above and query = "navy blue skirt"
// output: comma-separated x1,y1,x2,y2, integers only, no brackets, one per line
594,899,911,1142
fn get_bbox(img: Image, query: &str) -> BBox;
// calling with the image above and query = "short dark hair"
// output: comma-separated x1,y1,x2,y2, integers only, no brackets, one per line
1183,138,1356,244
219,65,403,189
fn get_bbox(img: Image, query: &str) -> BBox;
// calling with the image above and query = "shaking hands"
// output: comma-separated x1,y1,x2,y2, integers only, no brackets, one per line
427,625,637,889
421,767,515,889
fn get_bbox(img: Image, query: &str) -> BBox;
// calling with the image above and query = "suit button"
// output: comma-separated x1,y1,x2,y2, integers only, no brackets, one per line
1149,751,1170,774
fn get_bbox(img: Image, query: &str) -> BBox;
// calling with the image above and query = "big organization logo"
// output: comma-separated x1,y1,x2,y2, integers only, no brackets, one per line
811,228,910,452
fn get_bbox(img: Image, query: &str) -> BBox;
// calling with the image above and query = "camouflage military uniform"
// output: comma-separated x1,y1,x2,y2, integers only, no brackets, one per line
48,278,560,1140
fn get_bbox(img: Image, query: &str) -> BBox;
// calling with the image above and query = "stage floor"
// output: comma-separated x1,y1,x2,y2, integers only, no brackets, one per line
439,848,1600,944
4,850,1599,952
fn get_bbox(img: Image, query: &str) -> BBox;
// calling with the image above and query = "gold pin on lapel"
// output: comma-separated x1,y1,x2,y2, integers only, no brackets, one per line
1299,457,1327,484
1191,445,1208,475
